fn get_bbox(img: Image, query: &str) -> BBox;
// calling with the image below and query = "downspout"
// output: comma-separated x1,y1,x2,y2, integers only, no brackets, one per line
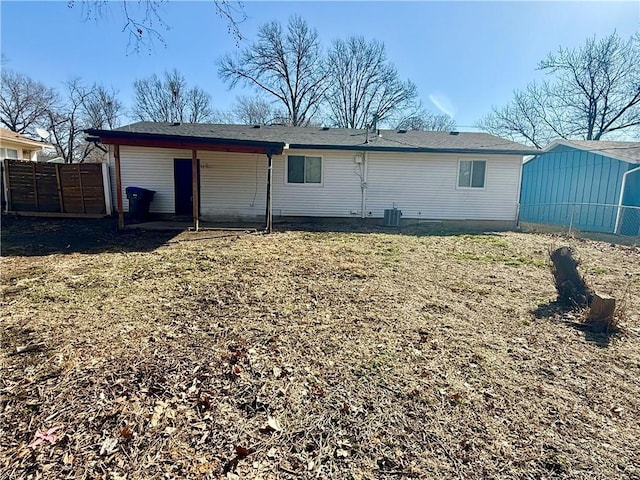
360,151,368,219
265,152,273,233
515,156,526,228
614,164,640,234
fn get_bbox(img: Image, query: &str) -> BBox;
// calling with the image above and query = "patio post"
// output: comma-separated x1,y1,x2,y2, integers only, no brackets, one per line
265,152,273,233
192,148,199,232
114,144,124,230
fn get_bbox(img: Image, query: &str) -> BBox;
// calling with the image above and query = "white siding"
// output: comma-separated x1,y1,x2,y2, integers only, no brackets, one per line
272,149,362,217
110,146,178,214
111,146,269,220
366,152,521,220
0,146,38,161
199,151,267,220
111,146,522,221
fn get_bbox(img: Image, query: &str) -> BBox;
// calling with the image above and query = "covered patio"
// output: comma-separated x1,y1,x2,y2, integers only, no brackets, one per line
84,128,285,232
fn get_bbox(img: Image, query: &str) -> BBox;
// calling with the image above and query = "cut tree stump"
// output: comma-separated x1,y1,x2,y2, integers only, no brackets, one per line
587,292,616,333
550,247,593,308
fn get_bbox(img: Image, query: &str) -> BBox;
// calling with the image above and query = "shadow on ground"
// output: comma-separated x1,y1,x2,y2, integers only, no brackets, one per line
1,215,181,257
532,300,618,348
520,222,639,247
1,216,516,258
274,220,508,237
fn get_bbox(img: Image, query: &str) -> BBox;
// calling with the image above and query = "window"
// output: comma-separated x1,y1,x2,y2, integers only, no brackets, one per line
458,160,486,188
287,155,322,184
5,148,18,160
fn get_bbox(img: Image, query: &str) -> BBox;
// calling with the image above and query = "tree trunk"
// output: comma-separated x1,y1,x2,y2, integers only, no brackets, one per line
550,247,593,308
587,292,616,333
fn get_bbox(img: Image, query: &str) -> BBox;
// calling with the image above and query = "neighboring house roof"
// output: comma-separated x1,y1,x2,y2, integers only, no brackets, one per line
86,121,538,155
541,139,640,164
0,127,52,149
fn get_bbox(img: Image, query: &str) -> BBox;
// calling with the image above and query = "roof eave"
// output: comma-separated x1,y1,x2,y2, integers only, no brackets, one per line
0,137,52,149
543,139,639,164
289,143,538,156
84,128,286,155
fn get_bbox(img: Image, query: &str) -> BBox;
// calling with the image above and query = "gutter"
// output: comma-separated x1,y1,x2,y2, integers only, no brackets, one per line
614,165,640,234
288,143,539,156
83,128,286,154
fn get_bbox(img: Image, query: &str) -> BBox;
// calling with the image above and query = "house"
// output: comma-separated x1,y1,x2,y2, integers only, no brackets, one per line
1,128,53,210
84,122,536,231
0,127,51,161
520,140,640,236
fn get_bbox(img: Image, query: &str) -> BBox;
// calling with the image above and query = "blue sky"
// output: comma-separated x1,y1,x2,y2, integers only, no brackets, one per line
1,1,638,129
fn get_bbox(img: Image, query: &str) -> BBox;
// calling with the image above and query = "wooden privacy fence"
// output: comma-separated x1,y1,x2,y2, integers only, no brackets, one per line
3,159,111,217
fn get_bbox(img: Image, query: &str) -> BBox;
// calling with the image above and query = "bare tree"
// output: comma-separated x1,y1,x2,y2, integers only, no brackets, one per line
133,69,216,123
0,70,58,135
47,79,93,163
69,1,246,53
396,107,456,132
47,79,124,163
232,95,280,125
83,85,124,130
478,32,640,147
325,36,417,129
218,15,327,126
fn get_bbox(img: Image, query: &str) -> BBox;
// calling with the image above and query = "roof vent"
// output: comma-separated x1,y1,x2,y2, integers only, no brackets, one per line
322,126,330,131
398,129,407,134
449,131,459,135
171,122,181,126
253,124,261,128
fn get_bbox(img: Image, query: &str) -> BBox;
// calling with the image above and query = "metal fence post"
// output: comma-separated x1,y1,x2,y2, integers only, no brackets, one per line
569,204,575,235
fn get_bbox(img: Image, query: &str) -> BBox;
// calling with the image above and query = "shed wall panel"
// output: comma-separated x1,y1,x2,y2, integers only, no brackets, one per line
520,146,630,233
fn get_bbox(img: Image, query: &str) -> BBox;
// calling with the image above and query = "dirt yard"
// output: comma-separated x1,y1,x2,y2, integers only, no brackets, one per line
1,217,639,479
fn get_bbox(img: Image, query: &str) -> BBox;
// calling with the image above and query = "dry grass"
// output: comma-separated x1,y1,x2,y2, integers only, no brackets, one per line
1,219,640,479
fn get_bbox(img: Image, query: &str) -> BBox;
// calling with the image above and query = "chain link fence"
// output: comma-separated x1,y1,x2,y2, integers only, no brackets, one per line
519,203,640,245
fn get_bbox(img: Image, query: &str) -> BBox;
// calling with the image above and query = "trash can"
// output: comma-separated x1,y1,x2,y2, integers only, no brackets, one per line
126,187,155,223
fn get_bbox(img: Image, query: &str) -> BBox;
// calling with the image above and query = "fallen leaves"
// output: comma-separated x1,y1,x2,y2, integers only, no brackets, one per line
99,437,118,456
28,425,62,448
1,224,639,480
235,445,250,457
120,425,134,440
259,416,283,434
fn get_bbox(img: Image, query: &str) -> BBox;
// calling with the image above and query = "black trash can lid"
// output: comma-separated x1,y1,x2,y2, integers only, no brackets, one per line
126,186,149,194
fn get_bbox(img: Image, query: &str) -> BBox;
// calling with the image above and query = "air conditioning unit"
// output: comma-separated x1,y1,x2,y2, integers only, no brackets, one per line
383,208,402,227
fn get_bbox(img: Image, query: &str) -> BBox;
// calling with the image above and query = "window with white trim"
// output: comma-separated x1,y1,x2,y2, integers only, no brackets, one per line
287,155,322,184
5,148,18,159
458,160,486,188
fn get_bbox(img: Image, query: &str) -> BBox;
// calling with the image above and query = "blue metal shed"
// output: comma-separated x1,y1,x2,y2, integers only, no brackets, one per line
519,140,640,235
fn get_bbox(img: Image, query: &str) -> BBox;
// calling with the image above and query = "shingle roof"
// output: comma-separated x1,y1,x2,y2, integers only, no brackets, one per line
111,121,538,155
548,139,640,164
0,127,51,149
